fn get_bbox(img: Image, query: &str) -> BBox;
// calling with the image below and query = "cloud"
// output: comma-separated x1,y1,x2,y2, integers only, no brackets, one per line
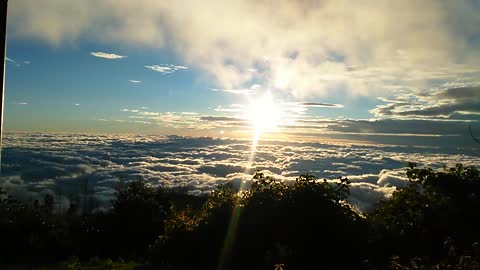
129,80,142,83
6,57,30,66
371,86,480,120
138,112,159,116
145,64,188,74
211,88,252,95
299,102,344,108
8,0,480,99
90,51,126,59
2,132,480,212
15,102,28,105
121,109,139,113
73,103,80,106
211,84,261,95
200,116,240,122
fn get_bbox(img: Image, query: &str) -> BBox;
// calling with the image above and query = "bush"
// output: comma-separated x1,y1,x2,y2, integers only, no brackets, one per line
368,163,480,267
150,172,368,269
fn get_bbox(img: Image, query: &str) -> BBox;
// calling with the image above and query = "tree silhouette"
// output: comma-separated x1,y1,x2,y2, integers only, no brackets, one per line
368,163,480,267
43,193,55,214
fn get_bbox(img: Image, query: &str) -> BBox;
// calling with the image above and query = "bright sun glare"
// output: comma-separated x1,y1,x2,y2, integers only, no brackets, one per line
245,91,282,147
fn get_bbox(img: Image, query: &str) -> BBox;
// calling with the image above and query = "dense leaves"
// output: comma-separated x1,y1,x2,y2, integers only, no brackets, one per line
368,163,480,268
151,172,367,269
1,163,480,269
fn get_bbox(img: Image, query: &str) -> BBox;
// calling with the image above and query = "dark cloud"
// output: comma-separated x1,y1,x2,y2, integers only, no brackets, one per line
395,103,480,117
300,102,343,108
198,164,246,177
438,86,480,101
199,116,241,122
372,86,480,121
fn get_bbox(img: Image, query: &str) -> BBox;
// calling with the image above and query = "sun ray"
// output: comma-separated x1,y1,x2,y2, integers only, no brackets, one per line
218,91,286,269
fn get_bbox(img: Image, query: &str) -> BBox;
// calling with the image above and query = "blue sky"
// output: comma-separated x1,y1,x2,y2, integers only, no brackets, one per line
4,0,480,146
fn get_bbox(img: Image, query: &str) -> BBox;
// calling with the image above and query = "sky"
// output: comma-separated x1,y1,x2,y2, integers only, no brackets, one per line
4,0,480,146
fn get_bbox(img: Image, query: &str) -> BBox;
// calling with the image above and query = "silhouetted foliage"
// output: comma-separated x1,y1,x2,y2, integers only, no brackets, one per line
150,172,367,269
1,164,480,269
43,193,55,214
368,163,480,268
84,180,172,258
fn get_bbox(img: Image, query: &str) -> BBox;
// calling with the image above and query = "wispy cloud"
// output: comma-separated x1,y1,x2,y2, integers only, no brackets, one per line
145,64,188,74
297,102,344,108
129,80,142,83
139,111,159,116
211,84,261,95
6,57,30,66
15,102,28,105
122,109,139,113
74,103,80,106
90,52,126,59
211,88,252,95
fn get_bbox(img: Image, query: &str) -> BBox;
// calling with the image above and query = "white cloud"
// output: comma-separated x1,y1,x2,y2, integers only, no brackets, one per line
145,64,188,74
139,111,159,116
174,65,187,70
145,65,172,73
6,57,30,66
90,51,126,59
129,80,142,83
15,102,28,105
211,88,252,95
9,0,480,98
121,109,139,113
74,103,80,106
211,84,261,95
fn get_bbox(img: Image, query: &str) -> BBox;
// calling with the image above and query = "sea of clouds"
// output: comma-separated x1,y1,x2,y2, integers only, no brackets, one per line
1,132,479,212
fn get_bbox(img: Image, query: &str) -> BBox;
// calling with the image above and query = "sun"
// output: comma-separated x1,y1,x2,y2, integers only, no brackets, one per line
245,91,282,145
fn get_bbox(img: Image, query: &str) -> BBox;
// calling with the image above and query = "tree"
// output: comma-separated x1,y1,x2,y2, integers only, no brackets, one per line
151,172,368,269
43,193,55,214
92,180,171,257
368,163,480,267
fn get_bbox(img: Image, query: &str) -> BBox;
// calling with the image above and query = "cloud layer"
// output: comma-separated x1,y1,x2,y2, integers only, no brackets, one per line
2,132,479,212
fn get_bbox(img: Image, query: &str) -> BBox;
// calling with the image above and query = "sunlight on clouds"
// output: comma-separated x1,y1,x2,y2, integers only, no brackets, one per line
3,133,480,211
9,0,480,99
